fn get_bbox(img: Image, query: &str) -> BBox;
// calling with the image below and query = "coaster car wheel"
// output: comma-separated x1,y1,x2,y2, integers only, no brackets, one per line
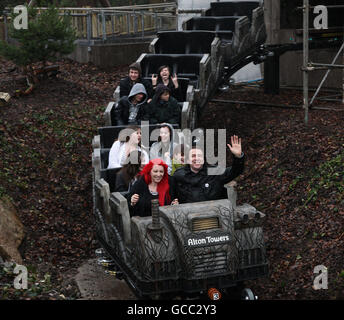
241,288,257,300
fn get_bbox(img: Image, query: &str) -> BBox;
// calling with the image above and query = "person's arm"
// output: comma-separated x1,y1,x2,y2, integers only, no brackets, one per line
127,177,140,214
171,74,179,89
168,97,181,124
222,136,245,183
143,78,154,100
170,77,183,102
146,100,158,124
141,149,150,164
107,141,121,169
114,171,128,192
114,98,126,126
119,78,130,98
169,169,186,203
149,142,160,160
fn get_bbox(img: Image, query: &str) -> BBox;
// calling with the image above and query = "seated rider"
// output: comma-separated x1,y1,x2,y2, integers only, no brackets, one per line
173,136,245,203
170,143,185,176
151,65,183,102
144,84,181,126
114,150,147,194
119,62,153,101
114,83,148,126
149,124,178,175
128,159,179,217
108,125,149,169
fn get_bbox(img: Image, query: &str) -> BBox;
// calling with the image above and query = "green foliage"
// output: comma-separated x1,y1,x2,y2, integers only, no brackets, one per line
0,263,53,299
0,5,77,67
304,151,344,206
0,1,22,15
109,0,153,6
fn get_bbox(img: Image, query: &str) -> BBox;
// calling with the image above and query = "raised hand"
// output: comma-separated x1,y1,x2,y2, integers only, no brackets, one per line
171,198,179,206
164,151,170,160
227,135,242,158
171,73,179,88
152,74,158,86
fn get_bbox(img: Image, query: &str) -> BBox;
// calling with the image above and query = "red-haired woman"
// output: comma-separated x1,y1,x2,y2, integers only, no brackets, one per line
128,158,179,217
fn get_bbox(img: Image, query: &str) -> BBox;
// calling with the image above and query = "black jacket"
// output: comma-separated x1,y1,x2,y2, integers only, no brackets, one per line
144,95,181,125
114,83,148,126
127,175,177,217
173,154,245,204
120,77,153,99
114,171,139,200
156,78,183,102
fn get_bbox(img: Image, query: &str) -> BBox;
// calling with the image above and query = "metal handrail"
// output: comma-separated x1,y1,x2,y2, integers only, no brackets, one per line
2,5,177,42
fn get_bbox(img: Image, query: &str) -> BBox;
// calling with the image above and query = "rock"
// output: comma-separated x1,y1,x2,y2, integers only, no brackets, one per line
0,92,11,107
0,196,26,264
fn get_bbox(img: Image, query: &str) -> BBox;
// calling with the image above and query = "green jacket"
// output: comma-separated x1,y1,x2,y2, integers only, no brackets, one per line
170,159,185,176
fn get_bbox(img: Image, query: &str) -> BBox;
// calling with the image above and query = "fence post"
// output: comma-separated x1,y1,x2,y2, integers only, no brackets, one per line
4,13,8,43
303,0,309,125
133,12,138,34
101,10,106,41
86,12,92,44
111,13,115,37
127,13,130,35
141,13,144,38
155,12,158,32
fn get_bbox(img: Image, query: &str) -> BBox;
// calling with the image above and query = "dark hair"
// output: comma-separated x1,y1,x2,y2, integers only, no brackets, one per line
155,83,171,98
158,65,171,75
173,143,185,157
157,124,172,143
117,125,141,145
157,65,172,82
120,150,143,186
128,62,142,76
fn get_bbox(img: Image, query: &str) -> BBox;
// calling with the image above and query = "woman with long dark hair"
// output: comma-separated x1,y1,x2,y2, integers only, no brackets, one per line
151,65,183,101
114,150,147,193
128,158,179,217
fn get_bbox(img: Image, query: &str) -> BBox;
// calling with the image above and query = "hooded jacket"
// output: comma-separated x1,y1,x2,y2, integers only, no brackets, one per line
144,84,181,125
114,83,148,126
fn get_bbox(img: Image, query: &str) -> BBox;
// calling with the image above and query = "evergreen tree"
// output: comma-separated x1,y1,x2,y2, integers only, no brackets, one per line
0,4,77,70
0,1,23,15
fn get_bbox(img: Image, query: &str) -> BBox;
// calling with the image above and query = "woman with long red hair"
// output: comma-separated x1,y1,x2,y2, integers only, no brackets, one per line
128,158,179,217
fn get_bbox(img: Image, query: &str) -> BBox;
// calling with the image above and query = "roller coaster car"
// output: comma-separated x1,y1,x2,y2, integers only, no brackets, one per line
94,178,269,299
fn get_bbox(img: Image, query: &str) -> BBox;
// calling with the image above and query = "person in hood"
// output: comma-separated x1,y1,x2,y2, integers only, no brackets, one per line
144,84,181,126
149,124,179,175
114,83,148,126
119,62,153,100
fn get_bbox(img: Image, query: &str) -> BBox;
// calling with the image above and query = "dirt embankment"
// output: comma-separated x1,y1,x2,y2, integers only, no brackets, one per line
0,57,343,299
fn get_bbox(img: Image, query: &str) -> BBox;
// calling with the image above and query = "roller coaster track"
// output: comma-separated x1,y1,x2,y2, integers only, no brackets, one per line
91,1,272,300
106,1,268,130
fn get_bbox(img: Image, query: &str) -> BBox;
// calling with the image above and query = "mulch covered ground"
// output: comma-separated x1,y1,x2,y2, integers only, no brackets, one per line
0,57,343,299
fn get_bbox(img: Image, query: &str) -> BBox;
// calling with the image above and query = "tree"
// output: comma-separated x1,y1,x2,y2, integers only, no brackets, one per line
0,1,24,15
0,4,77,87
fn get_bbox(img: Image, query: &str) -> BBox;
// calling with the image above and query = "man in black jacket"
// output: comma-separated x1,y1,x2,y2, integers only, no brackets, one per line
173,135,245,203
114,83,148,125
119,62,153,101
